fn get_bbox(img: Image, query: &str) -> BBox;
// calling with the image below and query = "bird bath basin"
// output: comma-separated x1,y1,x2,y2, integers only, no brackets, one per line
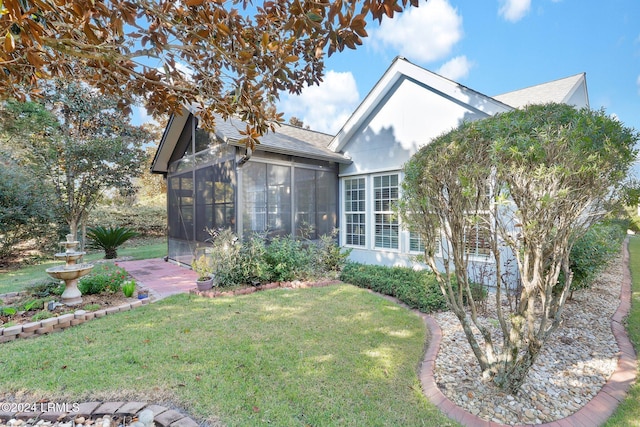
46,234,93,306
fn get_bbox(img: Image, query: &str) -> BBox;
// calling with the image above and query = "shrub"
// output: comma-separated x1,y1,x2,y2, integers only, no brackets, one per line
88,204,167,237
559,219,628,298
87,225,140,259
310,232,352,278
263,235,312,282
233,233,270,286
78,264,128,294
340,262,485,313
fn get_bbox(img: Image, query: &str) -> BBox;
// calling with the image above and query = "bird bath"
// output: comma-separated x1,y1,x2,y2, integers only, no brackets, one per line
46,234,93,306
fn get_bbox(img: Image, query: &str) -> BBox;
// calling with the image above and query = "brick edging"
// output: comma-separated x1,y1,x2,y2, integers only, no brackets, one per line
0,401,200,427
418,238,638,427
0,297,151,344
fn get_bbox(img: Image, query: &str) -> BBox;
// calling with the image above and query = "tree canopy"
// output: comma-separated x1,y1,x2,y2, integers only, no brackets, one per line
0,82,153,240
1,0,419,147
399,103,639,392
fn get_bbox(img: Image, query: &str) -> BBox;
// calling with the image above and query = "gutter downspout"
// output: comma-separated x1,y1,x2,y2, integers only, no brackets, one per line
237,146,252,166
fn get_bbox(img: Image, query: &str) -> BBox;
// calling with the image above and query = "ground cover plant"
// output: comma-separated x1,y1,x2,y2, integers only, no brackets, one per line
340,262,486,313
0,286,457,427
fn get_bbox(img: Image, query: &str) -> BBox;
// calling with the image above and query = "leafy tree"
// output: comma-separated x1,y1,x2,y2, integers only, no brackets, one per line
0,82,153,241
0,0,419,147
399,103,639,393
0,156,55,258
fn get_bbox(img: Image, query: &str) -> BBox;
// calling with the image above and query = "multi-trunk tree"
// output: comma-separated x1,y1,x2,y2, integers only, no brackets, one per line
399,103,639,393
1,0,419,147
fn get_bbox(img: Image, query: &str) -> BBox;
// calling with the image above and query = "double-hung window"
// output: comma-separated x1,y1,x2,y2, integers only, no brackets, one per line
344,178,366,246
374,174,399,250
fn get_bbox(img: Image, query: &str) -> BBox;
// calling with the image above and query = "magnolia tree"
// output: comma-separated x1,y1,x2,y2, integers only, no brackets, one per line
1,0,419,147
399,103,639,393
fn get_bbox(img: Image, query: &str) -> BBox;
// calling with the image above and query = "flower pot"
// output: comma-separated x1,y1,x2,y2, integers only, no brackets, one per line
196,277,214,291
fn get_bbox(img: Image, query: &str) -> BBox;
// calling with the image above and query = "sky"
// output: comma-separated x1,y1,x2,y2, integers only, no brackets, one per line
274,0,640,135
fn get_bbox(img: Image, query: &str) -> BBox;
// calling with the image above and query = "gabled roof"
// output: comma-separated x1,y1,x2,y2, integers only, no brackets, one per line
493,73,588,108
328,56,513,152
151,107,350,174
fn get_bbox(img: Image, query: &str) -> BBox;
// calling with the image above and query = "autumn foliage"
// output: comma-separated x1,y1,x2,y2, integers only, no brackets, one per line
0,0,419,147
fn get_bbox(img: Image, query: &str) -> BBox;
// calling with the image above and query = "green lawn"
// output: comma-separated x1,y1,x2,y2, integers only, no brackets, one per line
0,285,456,426
603,236,640,426
0,239,167,295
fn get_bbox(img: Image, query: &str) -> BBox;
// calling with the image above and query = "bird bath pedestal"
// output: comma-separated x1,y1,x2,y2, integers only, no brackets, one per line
45,234,93,306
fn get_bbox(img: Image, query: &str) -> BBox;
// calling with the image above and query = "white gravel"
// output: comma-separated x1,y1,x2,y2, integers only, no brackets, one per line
432,256,623,425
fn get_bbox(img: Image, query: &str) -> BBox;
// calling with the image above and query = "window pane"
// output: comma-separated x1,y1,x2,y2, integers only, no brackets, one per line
344,177,365,247
374,174,398,249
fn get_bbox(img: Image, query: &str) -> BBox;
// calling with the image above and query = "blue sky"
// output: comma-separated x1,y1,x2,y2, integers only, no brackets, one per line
277,0,640,135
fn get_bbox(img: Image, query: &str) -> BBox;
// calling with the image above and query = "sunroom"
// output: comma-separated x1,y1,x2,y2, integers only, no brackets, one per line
151,108,351,265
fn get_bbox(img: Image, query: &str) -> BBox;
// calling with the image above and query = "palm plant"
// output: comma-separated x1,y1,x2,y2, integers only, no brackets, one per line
86,226,139,259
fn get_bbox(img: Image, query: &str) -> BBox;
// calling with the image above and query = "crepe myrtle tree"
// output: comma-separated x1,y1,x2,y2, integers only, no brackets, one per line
0,0,420,148
399,103,639,393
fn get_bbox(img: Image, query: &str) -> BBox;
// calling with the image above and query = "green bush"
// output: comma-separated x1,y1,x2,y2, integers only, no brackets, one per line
311,232,353,278
87,225,140,259
78,264,128,294
193,230,350,288
560,219,628,297
340,262,485,314
88,204,167,237
263,235,313,282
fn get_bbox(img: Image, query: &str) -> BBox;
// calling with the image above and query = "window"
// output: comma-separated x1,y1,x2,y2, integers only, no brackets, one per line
464,213,491,257
374,174,399,249
344,178,366,246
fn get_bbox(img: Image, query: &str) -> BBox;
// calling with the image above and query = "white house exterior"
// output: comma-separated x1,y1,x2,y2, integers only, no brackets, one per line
328,56,588,270
152,56,589,277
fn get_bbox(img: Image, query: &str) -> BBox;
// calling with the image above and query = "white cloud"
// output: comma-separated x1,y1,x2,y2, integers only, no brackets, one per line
278,70,360,134
498,0,531,22
132,105,159,127
370,0,463,63
437,56,474,81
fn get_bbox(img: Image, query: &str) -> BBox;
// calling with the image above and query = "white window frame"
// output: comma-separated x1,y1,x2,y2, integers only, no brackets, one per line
372,173,400,251
343,176,367,248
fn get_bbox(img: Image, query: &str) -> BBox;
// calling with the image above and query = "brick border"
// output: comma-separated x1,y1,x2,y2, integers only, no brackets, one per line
0,401,199,427
418,239,638,427
0,297,150,344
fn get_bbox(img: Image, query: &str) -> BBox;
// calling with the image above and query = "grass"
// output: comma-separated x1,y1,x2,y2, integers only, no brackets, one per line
0,238,167,295
0,286,457,427
603,235,640,426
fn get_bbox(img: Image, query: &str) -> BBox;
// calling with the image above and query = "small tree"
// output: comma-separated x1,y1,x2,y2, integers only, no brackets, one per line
400,103,638,393
1,82,153,241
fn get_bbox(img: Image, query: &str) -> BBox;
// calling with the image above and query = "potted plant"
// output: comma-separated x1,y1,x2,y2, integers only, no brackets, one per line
192,253,214,291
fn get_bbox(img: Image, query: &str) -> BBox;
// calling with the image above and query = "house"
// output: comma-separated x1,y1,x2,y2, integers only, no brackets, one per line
151,56,589,274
